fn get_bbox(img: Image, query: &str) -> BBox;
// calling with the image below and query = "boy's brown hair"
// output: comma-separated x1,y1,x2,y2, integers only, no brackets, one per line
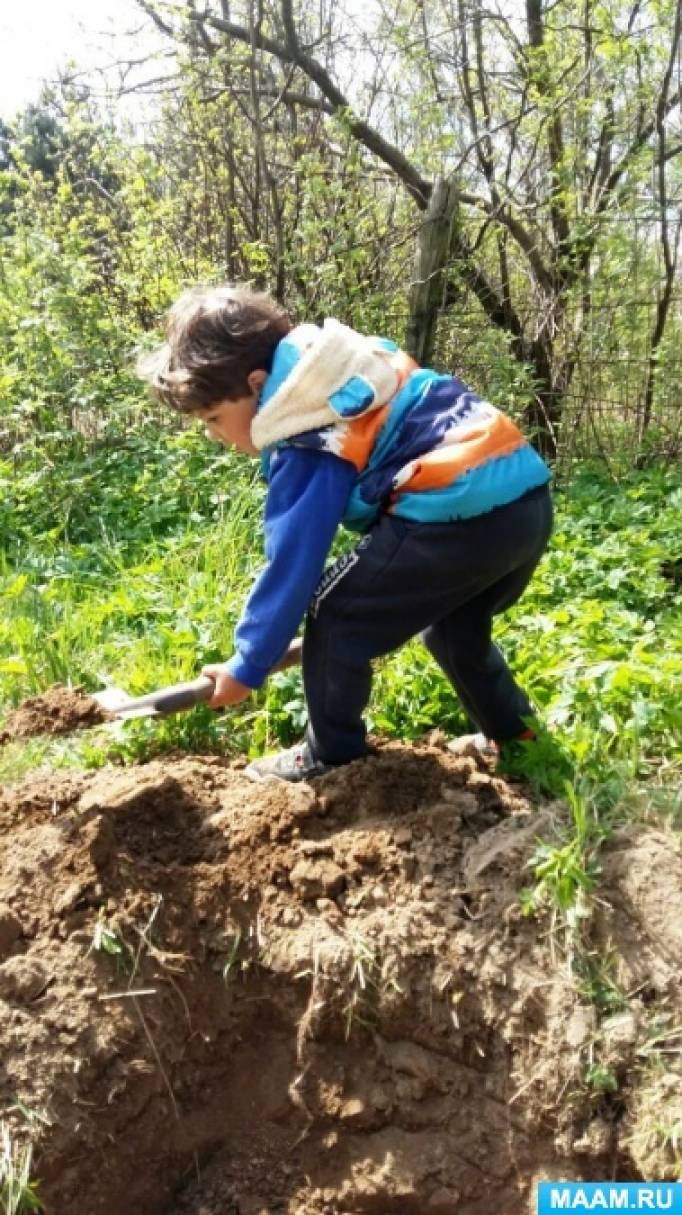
138,285,292,412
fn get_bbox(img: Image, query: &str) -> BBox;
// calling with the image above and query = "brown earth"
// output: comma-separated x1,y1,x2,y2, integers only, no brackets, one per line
0,684,110,744
0,728,680,1215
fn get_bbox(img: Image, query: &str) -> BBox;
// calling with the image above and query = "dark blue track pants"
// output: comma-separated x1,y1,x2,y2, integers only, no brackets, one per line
302,484,553,764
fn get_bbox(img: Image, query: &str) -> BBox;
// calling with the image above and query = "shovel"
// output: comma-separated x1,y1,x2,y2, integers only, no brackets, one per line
92,638,303,721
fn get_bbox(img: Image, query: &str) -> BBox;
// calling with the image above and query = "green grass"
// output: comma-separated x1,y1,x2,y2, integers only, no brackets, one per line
1,439,680,818
0,1123,42,1215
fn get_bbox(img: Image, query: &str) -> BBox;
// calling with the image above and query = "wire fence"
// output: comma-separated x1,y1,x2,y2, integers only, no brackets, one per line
441,287,682,475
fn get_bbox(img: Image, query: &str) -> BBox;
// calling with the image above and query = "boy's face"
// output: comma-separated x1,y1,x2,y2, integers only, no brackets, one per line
195,370,267,455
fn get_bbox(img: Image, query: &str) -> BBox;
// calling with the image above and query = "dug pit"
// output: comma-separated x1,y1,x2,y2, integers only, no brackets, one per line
0,740,680,1214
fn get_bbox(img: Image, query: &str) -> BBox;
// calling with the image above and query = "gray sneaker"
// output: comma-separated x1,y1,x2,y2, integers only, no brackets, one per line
446,732,499,758
447,729,536,758
245,741,335,783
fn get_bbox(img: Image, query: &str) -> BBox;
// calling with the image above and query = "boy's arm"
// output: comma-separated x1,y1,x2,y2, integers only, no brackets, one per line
204,446,356,704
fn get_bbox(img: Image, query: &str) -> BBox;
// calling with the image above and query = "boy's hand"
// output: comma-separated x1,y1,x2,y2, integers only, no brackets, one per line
200,664,252,709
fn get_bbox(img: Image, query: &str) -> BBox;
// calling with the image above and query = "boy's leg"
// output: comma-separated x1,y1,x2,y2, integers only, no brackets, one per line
303,486,552,765
303,517,425,763
422,556,544,744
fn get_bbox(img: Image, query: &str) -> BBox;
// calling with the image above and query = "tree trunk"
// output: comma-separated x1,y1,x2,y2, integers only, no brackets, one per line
524,339,561,461
636,269,677,465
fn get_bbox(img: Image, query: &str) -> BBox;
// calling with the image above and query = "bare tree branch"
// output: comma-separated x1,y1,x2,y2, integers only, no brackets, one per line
199,85,334,113
182,0,434,207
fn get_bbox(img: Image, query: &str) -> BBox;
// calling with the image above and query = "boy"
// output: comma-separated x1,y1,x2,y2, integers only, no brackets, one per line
139,284,552,782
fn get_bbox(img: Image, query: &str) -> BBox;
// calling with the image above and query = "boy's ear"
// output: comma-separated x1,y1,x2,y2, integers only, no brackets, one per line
247,368,268,394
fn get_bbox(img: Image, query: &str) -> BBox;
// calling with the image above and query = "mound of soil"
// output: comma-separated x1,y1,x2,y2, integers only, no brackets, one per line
0,684,109,743
0,739,680,1214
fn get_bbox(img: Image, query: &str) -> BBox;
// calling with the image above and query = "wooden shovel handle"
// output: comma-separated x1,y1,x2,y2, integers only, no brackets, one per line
117,637,304,716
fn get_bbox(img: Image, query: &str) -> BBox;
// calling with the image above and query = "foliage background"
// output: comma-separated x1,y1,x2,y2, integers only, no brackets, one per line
0,0,680,818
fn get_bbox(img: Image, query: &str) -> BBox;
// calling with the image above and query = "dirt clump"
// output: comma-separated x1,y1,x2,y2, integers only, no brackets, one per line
0,683,109,743
0,740,679,1214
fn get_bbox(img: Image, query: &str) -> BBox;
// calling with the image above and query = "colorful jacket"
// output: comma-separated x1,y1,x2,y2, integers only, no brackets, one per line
251,318,550,530
224,319,551,689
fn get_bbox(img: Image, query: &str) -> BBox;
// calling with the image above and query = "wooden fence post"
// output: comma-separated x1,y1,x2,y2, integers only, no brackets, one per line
405,176,458,367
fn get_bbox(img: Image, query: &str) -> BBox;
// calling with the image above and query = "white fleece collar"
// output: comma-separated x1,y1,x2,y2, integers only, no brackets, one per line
250,318,400,451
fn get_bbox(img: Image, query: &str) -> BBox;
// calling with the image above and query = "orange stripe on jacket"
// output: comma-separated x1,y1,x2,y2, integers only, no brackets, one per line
337,405,391,470
394,411,526,494
329,353,416,470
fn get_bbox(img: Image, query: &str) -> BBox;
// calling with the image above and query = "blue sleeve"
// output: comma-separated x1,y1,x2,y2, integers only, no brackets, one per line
225,446,356,688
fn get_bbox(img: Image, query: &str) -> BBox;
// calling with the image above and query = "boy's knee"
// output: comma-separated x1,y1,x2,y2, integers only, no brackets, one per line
424,628,496,677
424,622,482,655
